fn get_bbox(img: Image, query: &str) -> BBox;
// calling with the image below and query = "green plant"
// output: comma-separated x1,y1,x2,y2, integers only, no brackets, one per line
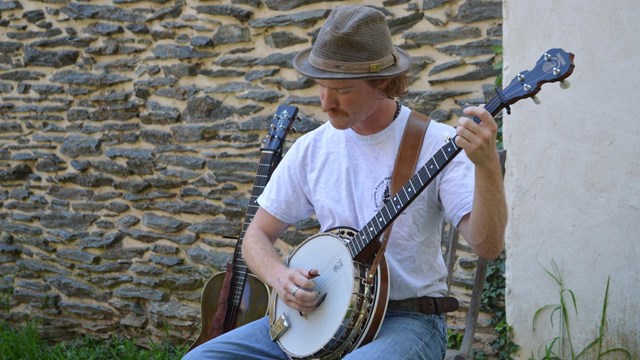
529,260,631,360
0,321,187,360
490,44,505,150
447,328,463,349
474,250,519,359
0,285,12,310
492,44,504,88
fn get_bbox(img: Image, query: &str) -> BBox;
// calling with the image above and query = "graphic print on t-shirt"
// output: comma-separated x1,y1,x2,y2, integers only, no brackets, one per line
372,175,392,217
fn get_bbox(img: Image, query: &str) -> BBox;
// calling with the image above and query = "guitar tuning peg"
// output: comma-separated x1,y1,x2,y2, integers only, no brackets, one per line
559,80,571,89
531,95,541,105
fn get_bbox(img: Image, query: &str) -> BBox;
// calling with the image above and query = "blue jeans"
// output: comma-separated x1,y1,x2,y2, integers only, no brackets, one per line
183,310,447,360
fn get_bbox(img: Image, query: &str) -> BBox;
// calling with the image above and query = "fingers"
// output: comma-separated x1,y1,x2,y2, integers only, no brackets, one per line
455,106,495,146
279,268,324,312
459,105,495,131
454,105,500,168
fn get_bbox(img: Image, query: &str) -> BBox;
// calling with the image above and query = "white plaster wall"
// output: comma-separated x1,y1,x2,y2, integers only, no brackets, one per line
502,0,640,357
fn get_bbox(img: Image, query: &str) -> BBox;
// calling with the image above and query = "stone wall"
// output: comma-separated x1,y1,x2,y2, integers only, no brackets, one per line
0,0,502,354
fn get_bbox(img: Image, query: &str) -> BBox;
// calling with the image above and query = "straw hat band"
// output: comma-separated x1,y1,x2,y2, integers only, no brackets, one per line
308,50,398,74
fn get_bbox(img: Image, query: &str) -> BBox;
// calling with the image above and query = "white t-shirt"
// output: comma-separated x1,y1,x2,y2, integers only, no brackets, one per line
257,106,475,299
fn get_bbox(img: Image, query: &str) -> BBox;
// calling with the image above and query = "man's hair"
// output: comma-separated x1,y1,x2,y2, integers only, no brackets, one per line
367,75,409,98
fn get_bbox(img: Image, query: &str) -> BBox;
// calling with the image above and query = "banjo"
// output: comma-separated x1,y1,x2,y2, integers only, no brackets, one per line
269,48,575,359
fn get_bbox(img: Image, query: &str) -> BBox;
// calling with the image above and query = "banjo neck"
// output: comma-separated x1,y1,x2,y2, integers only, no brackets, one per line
348,47,576,260
348,48,576,259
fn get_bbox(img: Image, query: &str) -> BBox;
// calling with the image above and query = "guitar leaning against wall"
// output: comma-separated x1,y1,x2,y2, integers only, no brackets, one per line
187,105,299,353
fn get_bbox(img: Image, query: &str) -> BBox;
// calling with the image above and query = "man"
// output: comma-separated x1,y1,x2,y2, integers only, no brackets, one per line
184,5,506,360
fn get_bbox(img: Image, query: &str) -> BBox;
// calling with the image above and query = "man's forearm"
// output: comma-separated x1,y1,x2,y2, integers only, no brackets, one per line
464,159,507,259
242,227,288,289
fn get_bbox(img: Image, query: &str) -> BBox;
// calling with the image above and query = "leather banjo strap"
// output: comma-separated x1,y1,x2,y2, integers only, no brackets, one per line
366,110,430,283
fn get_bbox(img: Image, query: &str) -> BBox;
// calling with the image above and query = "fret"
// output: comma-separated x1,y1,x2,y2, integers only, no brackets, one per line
349,234,358,253
416,167,426,183
406,181,415,195
444,140,457,155
251,187,265,197
232,261,247,270
410,178,420,193
372,215,382,233
353,233,366,254
398,189,409,206
362,232,370,249
394,194,404,210
232,266,247,279
347,236,355,254
439,147,449,160
386,199,397,219
371,220,380,233
401,186,410,200
382,205,392,222
363,223,374,242
426,162,434,177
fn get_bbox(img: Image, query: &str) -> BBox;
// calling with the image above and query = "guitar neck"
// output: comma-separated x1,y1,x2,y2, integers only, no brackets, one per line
347,94,506,258
228,149,282,304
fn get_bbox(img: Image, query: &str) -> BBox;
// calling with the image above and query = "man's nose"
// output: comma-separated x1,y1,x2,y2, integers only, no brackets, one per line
320,89,337,111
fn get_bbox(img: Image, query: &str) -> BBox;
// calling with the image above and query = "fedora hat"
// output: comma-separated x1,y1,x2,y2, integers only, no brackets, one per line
292,5,412,80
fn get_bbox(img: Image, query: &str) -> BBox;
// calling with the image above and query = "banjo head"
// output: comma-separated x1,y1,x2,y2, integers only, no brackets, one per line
274,232,357,358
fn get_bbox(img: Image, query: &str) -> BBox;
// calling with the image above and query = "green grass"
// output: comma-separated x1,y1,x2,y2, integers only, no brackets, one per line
529,260,631,360
0,322,187,360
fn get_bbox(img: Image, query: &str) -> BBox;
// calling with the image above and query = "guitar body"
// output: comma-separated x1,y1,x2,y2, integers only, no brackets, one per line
271,228,389,359
189,272,270,351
